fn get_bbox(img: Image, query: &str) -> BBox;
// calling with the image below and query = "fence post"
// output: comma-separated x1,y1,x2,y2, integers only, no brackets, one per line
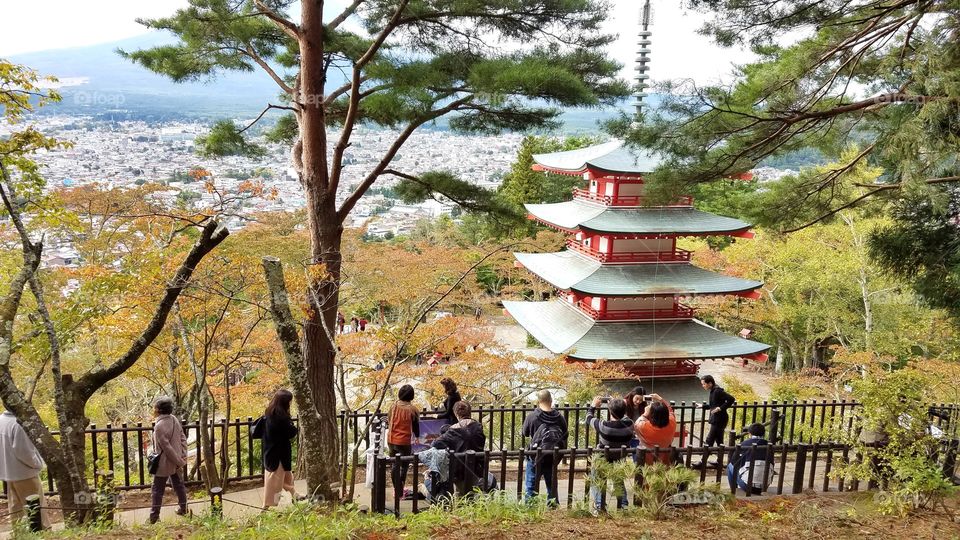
792,445,807,494
942,438,959,481
24,494,42,532
371,417,387,514
95,469,116,525
768,409,781,444
209,486,223,519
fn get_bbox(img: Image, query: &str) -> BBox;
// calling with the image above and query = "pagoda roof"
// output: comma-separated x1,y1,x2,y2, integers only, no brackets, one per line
525,200,753,235
504,300,770,361
514,251,762,297
532,140,662,175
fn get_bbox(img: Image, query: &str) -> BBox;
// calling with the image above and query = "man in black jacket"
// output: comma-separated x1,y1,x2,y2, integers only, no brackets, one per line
698,375,735,467
432,401,486,496
521,390,568,505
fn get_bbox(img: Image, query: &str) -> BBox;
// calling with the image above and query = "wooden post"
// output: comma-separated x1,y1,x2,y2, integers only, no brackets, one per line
209,486,223,519
942,438,959,481
24,494,42,532
792,445,808,494
96,469,116,525
371,417,387,514
768,409,781,444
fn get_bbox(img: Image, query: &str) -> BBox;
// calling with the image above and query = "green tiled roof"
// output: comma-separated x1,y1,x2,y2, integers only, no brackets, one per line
503,300,770,361
525,200,752,235
514,251,762,296
532,140,663,174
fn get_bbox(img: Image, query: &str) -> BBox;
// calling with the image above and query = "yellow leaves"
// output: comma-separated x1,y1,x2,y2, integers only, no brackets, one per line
190,167,211,180
306,262,332,283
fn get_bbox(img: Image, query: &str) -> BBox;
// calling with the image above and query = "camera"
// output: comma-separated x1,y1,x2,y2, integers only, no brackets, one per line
643,395,653,402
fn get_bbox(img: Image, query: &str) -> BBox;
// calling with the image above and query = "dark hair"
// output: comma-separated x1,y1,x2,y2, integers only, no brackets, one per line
608,398,627,420
398,384,415,402
648,402,670,429
700,375,716,386
747,423,765,437
154,397,175,416
453,400,471,419
624,386,647,419
440,377,458,396
265,389,293,419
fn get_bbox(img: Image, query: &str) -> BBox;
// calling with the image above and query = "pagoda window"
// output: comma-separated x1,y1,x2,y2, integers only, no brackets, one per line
589,179,598,193
590,297,603,310
618,183,644,197
604,182,616,196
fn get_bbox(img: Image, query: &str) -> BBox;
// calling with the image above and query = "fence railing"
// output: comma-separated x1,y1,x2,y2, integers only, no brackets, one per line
6,400,959,498
371,437,960,515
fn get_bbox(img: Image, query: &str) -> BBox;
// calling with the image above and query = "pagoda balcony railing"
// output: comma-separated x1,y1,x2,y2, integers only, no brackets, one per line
566,239,692,263
572,188,693,207
577,300,695,321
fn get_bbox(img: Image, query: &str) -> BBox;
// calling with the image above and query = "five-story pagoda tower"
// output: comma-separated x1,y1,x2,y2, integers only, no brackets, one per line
503,140,770,377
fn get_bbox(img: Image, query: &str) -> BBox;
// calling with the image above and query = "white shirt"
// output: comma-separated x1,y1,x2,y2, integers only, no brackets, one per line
0,411,45,481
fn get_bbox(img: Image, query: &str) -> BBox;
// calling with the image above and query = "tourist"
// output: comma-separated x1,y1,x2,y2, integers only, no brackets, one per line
336,311,345,334
586,397,634,510
260,389,302,507
623,385,647,423
431,401,486,496
359,317,368,331
634,393,677,464
149,397,188,524
697,375,735,467
727,423,771,494
0,410,48,528
474,306,482,321
388,384,420,499
521,390,568,505
439,378,462,425
350,317,359,333
623,385,647,454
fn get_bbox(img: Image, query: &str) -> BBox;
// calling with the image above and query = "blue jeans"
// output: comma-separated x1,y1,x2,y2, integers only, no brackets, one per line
727,463,751,492
524,457,557,504
590,461,628,510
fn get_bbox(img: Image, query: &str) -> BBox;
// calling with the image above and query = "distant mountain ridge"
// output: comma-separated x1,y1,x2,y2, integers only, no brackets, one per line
11,32,644,131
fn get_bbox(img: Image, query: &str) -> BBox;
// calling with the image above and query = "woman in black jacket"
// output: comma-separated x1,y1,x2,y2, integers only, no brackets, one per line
439,378,462,425
261,389,302,507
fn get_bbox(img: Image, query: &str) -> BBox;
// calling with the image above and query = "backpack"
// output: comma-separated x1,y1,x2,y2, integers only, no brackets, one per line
250,416,265,439
530,421,564,452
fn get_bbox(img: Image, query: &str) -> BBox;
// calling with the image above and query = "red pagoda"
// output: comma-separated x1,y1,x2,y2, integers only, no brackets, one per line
503,140,770,377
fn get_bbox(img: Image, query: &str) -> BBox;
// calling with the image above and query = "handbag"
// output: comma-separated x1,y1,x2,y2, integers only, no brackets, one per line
148,450,162,475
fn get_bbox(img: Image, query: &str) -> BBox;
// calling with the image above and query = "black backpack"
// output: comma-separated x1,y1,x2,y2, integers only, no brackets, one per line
530,421,563,452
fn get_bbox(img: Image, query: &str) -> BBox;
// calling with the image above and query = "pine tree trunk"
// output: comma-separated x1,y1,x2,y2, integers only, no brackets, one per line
300,203,342,502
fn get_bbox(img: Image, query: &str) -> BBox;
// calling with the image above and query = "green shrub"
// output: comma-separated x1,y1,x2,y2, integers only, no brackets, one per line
832,370,957,515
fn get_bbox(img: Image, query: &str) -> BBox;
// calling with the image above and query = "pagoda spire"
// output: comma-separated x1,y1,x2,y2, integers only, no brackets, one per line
635,0,653,116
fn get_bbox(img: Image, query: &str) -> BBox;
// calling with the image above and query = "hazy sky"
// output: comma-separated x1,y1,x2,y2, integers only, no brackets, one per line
0,0,753,85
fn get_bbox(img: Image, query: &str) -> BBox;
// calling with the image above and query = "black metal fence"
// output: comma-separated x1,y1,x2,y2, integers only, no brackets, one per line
371,438,960,515
5,400,959,498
